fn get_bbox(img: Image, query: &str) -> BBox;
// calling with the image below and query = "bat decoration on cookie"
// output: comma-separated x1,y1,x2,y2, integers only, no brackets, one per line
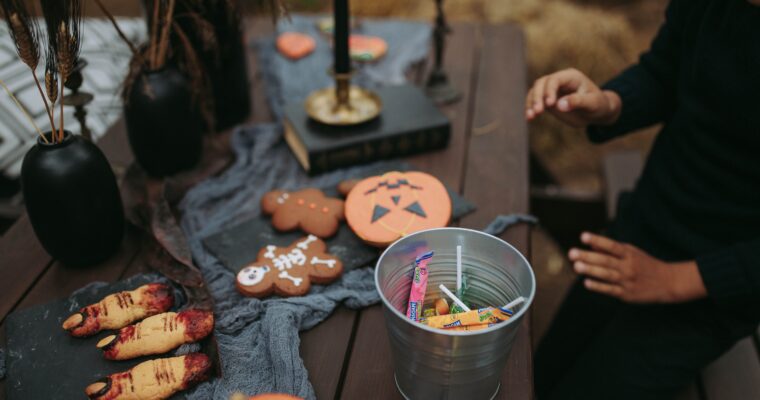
261,188,344,238
96,309,214,360
236,235,343,298
62,283,174,337
85,353,211,400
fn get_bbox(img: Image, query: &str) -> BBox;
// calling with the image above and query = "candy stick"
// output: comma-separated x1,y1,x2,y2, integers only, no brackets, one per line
439,284,471,312
502,296,526,311
456,245,462,292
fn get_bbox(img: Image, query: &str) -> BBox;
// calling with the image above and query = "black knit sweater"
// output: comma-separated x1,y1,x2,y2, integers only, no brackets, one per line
588,0,760,306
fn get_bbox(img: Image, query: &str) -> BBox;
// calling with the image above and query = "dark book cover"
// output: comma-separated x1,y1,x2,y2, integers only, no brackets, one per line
283,84,451,175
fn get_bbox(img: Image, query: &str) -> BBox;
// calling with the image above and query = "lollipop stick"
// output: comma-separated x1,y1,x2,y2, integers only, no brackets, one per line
502,296,526,311
456,245,462,292
439,284,471,312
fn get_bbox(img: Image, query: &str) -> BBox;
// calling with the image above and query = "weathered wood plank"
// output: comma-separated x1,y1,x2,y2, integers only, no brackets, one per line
460,23,532,400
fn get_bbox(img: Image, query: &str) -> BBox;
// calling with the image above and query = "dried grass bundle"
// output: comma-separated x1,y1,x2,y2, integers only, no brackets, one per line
40,0,83,142
0,0,52,142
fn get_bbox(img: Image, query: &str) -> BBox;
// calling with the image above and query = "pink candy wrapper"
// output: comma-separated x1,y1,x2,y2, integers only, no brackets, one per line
406,251,434,321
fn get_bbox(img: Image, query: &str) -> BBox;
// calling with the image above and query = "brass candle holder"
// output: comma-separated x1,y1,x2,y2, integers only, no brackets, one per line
305,71,382,126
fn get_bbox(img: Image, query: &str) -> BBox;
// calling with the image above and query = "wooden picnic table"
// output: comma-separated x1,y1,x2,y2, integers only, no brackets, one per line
0,18,532,399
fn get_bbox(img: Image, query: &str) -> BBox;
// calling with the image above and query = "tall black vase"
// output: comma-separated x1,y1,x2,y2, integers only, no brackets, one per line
124,65,203,177
21,132,124,267
208,10,251,131
174,2,251,131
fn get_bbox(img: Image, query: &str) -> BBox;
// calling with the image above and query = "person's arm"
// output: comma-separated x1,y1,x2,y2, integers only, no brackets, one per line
696,238,760,305
569,232,760,305
587,0,686,142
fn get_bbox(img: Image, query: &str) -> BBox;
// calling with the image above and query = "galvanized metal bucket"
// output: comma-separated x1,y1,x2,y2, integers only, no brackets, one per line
375,227,536,400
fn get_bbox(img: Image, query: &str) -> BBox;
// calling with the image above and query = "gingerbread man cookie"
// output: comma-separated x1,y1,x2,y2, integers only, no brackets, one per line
261,188,344,238
236,235,344,298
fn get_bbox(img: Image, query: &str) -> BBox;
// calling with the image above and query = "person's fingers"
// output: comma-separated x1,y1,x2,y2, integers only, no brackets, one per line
569,248,621,266
532,77,548,113
525,87,536,120
584,279,624,298
581,232,627,257
545,75,560,106
574,261,622,283
545,69,583,106
556,92,602,113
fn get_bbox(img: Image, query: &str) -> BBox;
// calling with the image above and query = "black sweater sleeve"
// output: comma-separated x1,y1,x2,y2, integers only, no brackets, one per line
697,238,760,305
587,0,685,143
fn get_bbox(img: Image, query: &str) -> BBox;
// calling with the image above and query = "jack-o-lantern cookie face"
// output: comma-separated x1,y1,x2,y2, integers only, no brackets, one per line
236,235,344,298
345,171,451,247
261,188,345,238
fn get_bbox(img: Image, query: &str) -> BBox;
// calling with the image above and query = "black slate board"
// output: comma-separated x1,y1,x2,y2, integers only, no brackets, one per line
4,274,217,400
202,164,476,274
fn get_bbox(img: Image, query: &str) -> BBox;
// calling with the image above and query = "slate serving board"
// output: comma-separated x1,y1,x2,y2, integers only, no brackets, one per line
203,164,475,274
4,274,217,400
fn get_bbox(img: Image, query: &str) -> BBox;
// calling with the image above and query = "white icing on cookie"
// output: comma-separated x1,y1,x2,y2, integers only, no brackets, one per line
263,245,277,259
237,265,271,286
296,235,318,250
310,256,336,268
278,270,303,286
272,248,307,271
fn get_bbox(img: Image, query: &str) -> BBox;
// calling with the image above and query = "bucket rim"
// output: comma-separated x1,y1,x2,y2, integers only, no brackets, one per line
374,227,536,337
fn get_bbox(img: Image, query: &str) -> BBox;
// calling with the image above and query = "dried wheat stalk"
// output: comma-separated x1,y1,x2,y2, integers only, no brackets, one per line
40,0,82,142
1,0,53,141
155,0,177,68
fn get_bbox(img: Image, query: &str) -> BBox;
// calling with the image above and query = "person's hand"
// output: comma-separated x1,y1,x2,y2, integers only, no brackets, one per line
568,232,707,303
525,68,622,128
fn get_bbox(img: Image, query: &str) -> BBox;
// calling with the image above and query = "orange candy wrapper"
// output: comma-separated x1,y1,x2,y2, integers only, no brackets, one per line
421,307,512,329
434,298,450,316
446,323,495,332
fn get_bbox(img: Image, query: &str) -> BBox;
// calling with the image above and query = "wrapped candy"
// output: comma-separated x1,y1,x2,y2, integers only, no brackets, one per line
406,251,434,321
421,307,512,329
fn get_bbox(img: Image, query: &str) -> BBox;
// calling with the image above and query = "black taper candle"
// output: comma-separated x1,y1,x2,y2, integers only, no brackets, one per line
334,0,350,74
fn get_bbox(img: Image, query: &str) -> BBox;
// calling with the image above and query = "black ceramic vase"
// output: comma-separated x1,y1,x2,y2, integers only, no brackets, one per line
207,10,251,130
124,65,203,177
21,132,124,267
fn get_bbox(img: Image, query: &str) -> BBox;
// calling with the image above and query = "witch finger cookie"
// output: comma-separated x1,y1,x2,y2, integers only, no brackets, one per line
236,235,344,298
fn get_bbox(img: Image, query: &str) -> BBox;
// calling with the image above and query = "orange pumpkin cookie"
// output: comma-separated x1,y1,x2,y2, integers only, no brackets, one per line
345,171,451,247
236,235,343,298
276,32,316,60
349,35,387,62
261,188,344,238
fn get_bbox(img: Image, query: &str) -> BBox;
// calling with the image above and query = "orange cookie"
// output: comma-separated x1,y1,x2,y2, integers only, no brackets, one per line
261,188,344,238
276,32,316,60
236,235,344,298
337,178,361,197
349,34,387,62
345,171,451,247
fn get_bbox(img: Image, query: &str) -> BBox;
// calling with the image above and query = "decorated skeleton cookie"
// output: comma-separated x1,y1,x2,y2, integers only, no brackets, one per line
236,235,344,298
261,188,345,238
